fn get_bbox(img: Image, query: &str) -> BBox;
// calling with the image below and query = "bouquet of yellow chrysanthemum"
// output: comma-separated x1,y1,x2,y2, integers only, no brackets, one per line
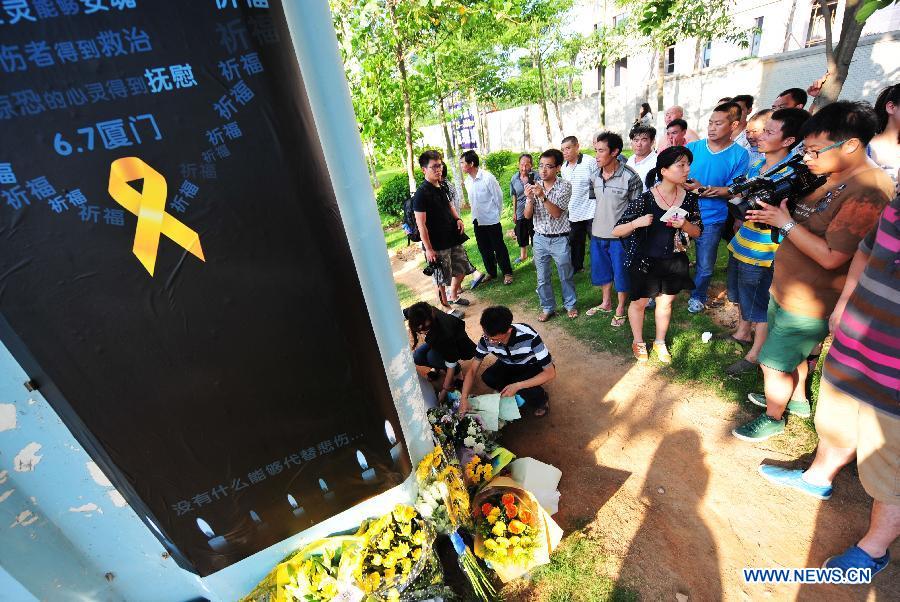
354,504,448,601
240,536,364,602
415,446,471,533
471,477,562,583
464,455,493,488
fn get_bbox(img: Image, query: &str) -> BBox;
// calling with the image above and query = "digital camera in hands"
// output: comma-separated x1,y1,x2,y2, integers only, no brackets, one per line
727,154,827,241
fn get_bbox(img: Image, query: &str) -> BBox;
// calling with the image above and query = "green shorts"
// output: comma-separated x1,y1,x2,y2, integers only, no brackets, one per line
757,296,829,373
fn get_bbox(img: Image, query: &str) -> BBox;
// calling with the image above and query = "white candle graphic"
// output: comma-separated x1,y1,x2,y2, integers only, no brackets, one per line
357,449,376,483
287,494,305,518
385,420,403,463
197,517,227,551
318,478,336,501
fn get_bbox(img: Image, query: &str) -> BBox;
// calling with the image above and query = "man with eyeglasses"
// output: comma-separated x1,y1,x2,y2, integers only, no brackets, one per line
524,148,578,321
458,305,556,418
731,101,894,442
413,150,476,306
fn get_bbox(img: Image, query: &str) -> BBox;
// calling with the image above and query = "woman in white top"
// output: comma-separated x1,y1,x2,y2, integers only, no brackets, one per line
869,84,899,186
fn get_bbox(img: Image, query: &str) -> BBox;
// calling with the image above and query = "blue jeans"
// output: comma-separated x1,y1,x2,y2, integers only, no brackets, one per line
690,221,725,304
726,255,773,323
412,343,456,370
533,233,577,313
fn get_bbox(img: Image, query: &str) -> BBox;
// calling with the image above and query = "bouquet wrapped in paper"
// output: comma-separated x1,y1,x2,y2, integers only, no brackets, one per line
240,536,363,602
354,504,449,601
414,446,471,533
471,477,563,583
426,405,459,459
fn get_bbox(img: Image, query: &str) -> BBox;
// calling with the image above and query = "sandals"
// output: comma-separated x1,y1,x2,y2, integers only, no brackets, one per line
538,311,555,322
448,297,470,306
567,308,578,319
503,274,513,285
610,314,626,328
586,304,612,316
632,342,648,362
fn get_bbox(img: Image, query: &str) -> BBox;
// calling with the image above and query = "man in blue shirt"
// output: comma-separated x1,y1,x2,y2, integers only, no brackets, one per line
685,102,750,313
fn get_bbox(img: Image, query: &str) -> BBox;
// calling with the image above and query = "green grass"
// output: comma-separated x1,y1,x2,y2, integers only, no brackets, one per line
525,532,637,602
375,165,405,187
395,282,421,306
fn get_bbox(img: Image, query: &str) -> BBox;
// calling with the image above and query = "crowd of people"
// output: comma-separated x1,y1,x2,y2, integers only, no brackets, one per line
404,83,899,578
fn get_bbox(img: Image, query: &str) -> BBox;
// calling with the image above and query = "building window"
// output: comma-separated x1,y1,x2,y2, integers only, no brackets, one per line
665,46,675,74
613,13,626,28
701,41,712,68
806,0,838,46
751,16,763,56
614,57,627,87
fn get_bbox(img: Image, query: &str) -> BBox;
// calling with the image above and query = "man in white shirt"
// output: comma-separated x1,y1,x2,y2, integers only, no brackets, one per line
460,150,513,286
626,124,658,191
560,135,598,273
732,94,755,151
658,105,699,150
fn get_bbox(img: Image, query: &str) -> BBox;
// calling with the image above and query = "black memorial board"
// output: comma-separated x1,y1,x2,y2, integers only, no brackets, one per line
0,0,411,576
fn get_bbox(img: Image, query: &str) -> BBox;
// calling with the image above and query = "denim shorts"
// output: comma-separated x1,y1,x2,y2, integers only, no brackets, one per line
590,237,629,292
726,255,773,323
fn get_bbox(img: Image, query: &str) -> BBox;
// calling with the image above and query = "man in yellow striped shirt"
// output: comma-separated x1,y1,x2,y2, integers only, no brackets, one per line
723,108,811,375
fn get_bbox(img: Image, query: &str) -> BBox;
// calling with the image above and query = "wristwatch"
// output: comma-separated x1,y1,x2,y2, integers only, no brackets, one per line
779,221,797,238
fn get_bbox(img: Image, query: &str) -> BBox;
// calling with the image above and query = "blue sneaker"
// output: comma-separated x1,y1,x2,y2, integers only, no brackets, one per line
687,298,705,314
757,465,833,500
824,545,890,577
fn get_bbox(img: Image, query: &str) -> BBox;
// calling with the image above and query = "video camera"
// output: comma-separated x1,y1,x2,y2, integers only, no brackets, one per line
727,153,826,241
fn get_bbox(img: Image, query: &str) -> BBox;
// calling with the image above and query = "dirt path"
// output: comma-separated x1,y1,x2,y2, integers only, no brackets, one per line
390,251,898,601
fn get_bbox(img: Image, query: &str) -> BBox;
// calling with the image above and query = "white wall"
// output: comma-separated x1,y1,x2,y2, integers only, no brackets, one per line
420,31,899,154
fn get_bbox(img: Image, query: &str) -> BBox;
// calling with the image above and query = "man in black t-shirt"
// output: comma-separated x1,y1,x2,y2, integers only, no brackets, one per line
413,150,476,305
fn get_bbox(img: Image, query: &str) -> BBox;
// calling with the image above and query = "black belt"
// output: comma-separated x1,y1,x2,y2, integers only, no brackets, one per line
536,232,570,238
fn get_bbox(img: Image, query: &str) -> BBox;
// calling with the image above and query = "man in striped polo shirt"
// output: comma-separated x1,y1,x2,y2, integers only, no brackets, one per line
757,191,900,578
459,305,556,418
722,108,810,375
561,135,599,273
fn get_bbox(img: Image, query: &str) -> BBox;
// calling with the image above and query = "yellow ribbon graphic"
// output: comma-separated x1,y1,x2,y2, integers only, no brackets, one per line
108,157,205,276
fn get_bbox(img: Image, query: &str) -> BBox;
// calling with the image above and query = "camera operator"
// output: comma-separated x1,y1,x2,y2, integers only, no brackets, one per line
732,101,894,442
721,108,810,376
413,150,476,307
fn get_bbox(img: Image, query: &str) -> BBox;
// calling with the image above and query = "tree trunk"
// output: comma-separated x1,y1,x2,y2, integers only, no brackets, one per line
387,0,416,193
364,141,379,187
567,68,574,99
534,48,553,144
656,48,665,113
694,38,702,71
552,73,564,135
598,62,606,127
813,0,866,109
439,96,464,204
782,0,798,52
468,87,486,153
524,106,531,149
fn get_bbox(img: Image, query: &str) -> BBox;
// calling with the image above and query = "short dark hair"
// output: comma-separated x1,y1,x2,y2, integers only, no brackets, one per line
480,306,513,336
666,118,688,131
418,149,442,168
629,124,657,140
460,150,479,167
769,108,811,149
778,88,808,107
732,94,754,112
594,131,624,156
874,84,900,133
518,153,534,163
749,109,772,122
713,102,742,123
718,96,732,103
560,135,578,146
539,148,564,167
799,100,879,146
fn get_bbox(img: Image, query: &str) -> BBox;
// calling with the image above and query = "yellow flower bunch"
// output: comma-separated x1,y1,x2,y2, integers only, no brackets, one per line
474,493,540,568
464,455,493,486
355,504,429,596
415,447,445,482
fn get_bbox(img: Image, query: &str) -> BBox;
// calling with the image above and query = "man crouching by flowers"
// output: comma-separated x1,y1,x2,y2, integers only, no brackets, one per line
459,305,556,418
